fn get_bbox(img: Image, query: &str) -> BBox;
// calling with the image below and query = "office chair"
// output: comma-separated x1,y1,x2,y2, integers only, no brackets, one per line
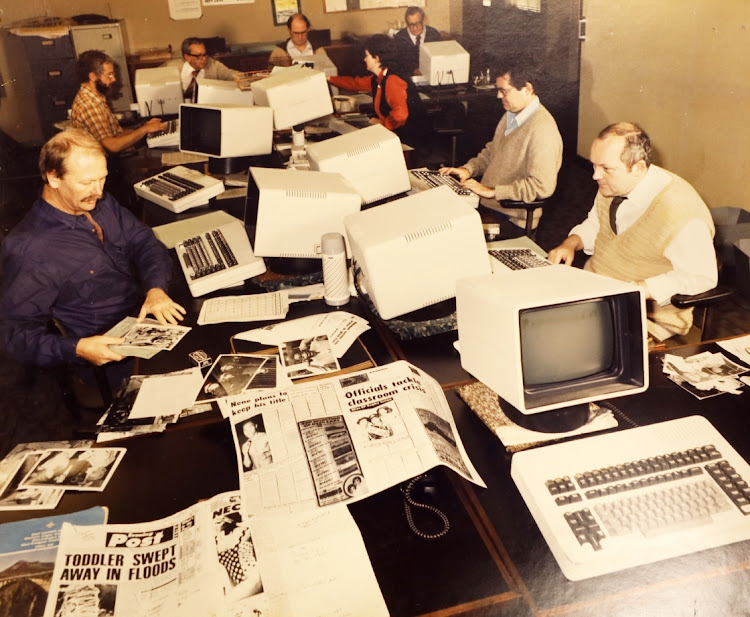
671,285,734,343
499,199,546,238
432,100,467,168
49,319,113,420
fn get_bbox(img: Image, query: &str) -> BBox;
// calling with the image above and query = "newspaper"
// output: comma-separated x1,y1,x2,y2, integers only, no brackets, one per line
226,360,485,516
43,490,387,617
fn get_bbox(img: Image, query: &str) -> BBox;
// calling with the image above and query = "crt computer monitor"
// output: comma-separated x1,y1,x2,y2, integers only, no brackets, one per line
307,124,411,204
196,77,255,106
250,65,333,130
134,66,183,117
343,185,492,320
249,166,361,259
418,40,470,86
179,103,273,158
456,266,649,433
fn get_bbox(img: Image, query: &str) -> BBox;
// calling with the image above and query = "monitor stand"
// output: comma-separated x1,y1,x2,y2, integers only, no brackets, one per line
499,398,591,434
208,156,253,175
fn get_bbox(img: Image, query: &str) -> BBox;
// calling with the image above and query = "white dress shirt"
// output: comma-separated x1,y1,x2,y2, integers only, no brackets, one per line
286,39,313,58
570,164,717,305
180,62,204,92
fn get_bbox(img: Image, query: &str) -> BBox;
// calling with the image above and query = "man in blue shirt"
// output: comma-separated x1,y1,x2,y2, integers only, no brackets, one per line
0,129,184,378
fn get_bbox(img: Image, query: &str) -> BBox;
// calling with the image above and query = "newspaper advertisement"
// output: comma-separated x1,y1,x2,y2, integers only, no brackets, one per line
227,360,485,516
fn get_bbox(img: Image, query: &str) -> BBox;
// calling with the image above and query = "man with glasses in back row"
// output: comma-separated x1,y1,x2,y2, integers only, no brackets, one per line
177,37,241,100
440,58,563,239
70,50,167,154
268,13,329,68
394,6,442,76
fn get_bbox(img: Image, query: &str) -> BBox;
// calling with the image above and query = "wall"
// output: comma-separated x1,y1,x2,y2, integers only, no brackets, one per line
578,0,750,209
0,0,453,55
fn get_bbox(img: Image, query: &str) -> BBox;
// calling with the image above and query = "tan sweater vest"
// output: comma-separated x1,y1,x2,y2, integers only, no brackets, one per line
584,172,715,339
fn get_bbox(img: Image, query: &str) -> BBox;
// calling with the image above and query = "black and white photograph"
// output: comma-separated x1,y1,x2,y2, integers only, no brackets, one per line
0,453,64,510
120,322,191,350
53,583,117,617
196,354,268,403
280,335,340,380
236,414,273,471
356,405,397,440
20,448,126,491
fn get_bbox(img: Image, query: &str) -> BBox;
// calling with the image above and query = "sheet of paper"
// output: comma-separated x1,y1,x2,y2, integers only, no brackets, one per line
197,292,288,325
168,0,202,20
251,507,388,617
235,312,369,358
717,333,750,366
130,368,204,419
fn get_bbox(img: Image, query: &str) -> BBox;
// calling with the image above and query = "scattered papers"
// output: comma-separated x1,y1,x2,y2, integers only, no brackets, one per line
105,317,191,358
226,360,485,517
20,447,125,492
663,351,749,398
235,311,369,358
198,291,288,325
196,354,285,403
130,368,204,419
280,334,340,380
0,440,92,511
717,333,750,366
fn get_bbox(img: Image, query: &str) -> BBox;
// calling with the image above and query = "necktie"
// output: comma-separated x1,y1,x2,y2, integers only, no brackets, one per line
82,211,103,243
415,34,421,47
186,69,200,98
609,196,627,234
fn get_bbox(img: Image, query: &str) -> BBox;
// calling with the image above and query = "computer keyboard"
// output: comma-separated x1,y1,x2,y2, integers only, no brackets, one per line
176,220,266,297
133,166,225,213
146,119,179,148
488,247,552,271
511,415,750,580
410,169,474,196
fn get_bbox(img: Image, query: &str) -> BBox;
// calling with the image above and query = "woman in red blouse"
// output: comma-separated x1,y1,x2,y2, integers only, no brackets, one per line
328,34,426,142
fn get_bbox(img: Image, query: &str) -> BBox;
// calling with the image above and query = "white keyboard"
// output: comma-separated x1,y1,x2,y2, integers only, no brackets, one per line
147,119,179,148
488,247,552,272
134,166,225,213
409,169,479,208
511,415,750,580
176,220,266,297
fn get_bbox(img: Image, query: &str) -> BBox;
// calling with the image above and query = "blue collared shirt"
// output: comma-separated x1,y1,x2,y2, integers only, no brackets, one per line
0,193,172,367
505,95,541,136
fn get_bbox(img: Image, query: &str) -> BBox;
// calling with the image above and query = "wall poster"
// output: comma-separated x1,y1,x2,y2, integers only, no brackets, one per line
324,0,424,13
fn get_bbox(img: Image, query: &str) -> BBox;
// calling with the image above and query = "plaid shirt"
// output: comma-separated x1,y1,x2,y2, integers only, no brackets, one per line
70,85,123,141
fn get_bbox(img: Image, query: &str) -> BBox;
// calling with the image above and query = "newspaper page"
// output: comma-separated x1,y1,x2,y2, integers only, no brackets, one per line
228,360,485,516
44,502,221,617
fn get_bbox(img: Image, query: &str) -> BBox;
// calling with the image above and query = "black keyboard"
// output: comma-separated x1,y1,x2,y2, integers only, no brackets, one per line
410,170,474,196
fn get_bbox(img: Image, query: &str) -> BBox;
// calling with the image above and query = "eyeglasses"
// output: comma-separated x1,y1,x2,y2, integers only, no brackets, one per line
407,20,423,28
496,86,515,96
101,72,116,79
291,29,309,36
188,53,208,59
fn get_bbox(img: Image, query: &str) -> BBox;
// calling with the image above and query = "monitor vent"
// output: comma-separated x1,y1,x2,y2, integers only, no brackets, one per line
404,221,453,242
286,189,326,199
419,293,452,309
279,251,318,259
346,143,380,157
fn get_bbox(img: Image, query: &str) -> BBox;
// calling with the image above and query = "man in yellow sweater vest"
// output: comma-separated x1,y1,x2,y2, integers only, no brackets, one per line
549,122,717,341
439,59,562,238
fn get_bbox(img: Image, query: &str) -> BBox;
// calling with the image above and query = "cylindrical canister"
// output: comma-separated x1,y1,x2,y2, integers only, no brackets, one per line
321,232,350,307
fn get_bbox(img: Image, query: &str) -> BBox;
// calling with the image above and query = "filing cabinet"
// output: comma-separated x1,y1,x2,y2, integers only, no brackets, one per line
0,20,132,144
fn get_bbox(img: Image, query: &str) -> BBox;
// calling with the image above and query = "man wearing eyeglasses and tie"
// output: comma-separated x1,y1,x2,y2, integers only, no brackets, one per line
70,50,167,154
178,37,241,100
393,6,442,76
268,13,329,68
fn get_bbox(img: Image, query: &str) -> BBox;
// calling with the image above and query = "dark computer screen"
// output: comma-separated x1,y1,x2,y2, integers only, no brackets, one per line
520,298,615,387
180,106,221,156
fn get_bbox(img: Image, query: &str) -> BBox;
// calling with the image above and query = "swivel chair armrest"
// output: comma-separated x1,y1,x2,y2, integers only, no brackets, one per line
671,285,733,309
499,199,547,238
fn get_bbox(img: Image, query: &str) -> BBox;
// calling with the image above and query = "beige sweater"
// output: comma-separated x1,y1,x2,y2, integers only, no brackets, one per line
463,104,562,229
585,172,715,338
